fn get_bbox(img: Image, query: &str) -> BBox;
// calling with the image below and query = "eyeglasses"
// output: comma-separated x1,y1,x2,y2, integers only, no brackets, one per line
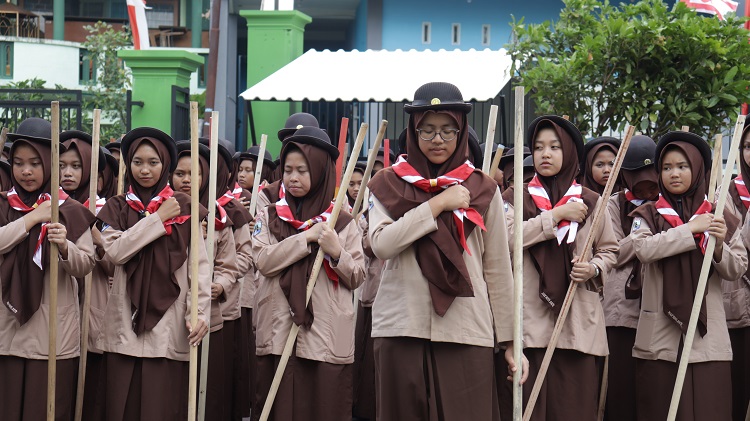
416,128,460,142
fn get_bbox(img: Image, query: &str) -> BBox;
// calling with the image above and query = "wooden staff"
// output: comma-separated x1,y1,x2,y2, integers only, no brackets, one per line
352,120,388,215
482,104,500,174
708,134,723,200
117,145,126,195
681,125,690,131
597,357,609,421
523,125,636,421
74,109,101,421
47,101,61,421
248,134,268,217
259,122,368,421
335,117,350,188
511,86,524,421
667,115,746,421
188,102,201,421
0,127,9,154
489,145,505,179
198,111,220,421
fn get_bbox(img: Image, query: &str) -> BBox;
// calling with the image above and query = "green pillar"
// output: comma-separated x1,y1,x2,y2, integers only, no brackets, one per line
191,0,202,48
240,10,311,156
118,50,203,133
53,0,64,40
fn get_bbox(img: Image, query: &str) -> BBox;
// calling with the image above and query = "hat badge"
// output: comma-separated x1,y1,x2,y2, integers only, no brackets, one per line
431,98,441,105
296,124,304,129
644,158,652,165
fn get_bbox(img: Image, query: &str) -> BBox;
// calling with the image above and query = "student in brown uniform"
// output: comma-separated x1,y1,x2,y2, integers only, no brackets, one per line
251,126,366,421
172,139,240,421
502,115,618,421
59,130,113,421
347,161,367,208
96,127,211,421
104,138,122,161
0,118,97,420
368,82,523,420
0,157,11,191
99,146,119,199
630,131,747,421
583,136,621,195
265,113,321,187
726,123,750,421
499,146,531,191
602,135,659,421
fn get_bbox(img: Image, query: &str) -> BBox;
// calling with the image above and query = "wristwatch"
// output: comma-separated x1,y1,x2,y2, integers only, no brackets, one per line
591,263,601,278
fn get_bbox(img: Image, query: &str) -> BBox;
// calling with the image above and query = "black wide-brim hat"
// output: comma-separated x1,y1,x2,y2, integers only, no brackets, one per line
354,159,368,173
397,128,407,154
499,146,531,168
527,115,585,172
377,146,396,164
404,82,472,114
3,141,11,155
283,126,339,160
121,127,178,172
655,131,711,173
101,146,118,172
0,158,9,173
622,135,656,170
467,125,482,166
585,136,621,157
60,130,106,173
523,154,534,169
7,117,52,144
176,139,210,161
240,145,276,169
278,112,320,141
104,141,121,153
198,137,234,170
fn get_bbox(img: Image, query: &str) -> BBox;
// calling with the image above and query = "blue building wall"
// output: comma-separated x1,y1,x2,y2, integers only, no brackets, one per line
352,0,369,51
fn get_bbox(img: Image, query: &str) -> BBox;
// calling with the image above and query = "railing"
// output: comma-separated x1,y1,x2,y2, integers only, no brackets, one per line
0,88,82,132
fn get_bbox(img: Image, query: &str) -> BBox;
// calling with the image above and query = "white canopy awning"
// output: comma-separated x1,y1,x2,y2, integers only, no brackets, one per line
239,49,514,102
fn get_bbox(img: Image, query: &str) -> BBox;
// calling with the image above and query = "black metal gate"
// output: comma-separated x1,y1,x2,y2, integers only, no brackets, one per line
0,89,83,132
171,85,190,140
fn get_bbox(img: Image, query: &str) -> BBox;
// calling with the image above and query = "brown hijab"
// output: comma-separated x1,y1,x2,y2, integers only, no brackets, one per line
502,119,599,314
583,142,620,195
217,151,251,229
99,152,118,200
0,160,10,191
61,138,93,204
97,137,205,334
0,138,95,325
266,142,352,327
631,141,737,337
368,110,496,316
728,126,750,219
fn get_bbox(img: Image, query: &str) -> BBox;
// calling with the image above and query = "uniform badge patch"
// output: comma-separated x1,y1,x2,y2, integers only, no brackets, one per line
368,195,375,210
503,201,509,213
631,217,642,232
253,220,262,236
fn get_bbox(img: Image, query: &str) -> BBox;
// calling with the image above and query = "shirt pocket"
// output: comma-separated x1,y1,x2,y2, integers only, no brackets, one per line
634,310,659,353
723,287,749,322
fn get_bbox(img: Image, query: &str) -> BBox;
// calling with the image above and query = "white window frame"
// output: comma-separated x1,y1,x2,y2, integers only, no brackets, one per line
422,22,431,44
452,23,461,46
481,24,491,46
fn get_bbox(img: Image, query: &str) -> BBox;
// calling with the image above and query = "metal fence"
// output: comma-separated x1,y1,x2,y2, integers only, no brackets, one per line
0,88,82,132
171,85,190,141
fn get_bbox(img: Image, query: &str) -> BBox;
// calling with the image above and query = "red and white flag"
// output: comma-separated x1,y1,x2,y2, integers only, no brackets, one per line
127,0,151,50
681,0,738,20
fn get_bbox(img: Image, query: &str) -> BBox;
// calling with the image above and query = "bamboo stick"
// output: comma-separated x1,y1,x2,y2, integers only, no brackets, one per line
597,356,609,421
666,115,746,421
511,87,524,421
188,102,201,421
248,134,268,217
197,111,220,421
74,109,101,421
708,134,723,200
681,126,690,132
482,104,499,174
489,145,506,179
0,127,9,154
47,102,61,421
259,123,368,421
117,144,126,195
352,120,388,215
523,125,636,421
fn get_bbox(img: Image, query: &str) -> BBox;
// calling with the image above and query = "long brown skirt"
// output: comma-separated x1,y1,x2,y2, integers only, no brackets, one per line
104,352,188,421
0,355,78,421
221,319,248,420
198,327,225,421
523,347,599,421
82,352,106,421
604,327,638,421
729,327,750,421
636,357,731,421
496,348,514,421
353,303,376,420
374,337,500,421
253,352,353,421
241,307,255,419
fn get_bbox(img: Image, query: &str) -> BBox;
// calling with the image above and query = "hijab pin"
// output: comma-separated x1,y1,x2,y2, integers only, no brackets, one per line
430,98,441,105
644,159,652,165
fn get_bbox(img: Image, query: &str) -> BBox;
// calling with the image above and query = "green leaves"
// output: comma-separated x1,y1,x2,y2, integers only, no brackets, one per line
506,0,750,139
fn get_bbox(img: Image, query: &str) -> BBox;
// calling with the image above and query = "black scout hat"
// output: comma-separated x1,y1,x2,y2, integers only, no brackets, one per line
278,113,320,141
585,136,621,157
7,117,51,144
403,82,472,114
283,126,339,160
121,127,178,172
60,130,106,173
377,146,396,164
198,137,234,171
622,135,657,170
467,125,483,167
240,145,277,169
104,140,121,153
175,139,210,160
499,146,531,169
527,115,586,172
655,131,711,172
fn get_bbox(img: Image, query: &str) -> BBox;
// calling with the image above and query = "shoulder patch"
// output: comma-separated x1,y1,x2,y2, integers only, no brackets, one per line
504,201,509,213
253,219,262,236
368,195,375,210
631,217,642,232
101,223,110,232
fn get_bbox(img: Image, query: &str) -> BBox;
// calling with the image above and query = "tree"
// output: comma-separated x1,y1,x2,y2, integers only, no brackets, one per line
82,21,132,140
506,0,750,139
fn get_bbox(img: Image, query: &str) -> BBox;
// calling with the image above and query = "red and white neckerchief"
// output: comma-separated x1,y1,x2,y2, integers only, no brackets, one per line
528,174,583,245
655,194,712,254
214,190,233,230
125,185,189,235
83,195,106,216
391,154,486,255
7,187,69,269
623,189,646,207
231,183,243,200
275,183,340,284
734,176,750,210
